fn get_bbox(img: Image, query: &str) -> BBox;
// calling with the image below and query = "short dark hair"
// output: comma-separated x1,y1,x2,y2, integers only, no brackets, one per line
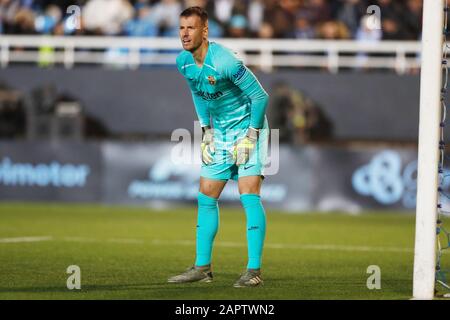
180,6,208,25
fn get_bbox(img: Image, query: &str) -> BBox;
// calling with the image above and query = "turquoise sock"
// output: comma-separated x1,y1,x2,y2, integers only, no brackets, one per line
195,192,219,267
240,194,266,269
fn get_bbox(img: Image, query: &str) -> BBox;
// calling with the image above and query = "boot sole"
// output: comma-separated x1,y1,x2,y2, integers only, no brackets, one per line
167,277,213,284
233,280,264,288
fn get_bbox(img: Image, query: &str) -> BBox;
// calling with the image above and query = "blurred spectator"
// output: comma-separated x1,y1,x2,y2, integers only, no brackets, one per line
381,18,408,40
269,81,294,143
269,81,333,144
34,4,61,34
356,14,382,43
336,0,367,37
205,0,247,37
83,0,133,35
289,92,334,144
304,0,332,25
356,15,382,43
151,0,182,36
0,0,426,41
227,14,248,38
184,0,207,9
257,21,274,39
108,4,158,63
402,0,422,40
355,14,382,69
0,83,25,139
375,0,408,40
248,0,264,35
376,0,402,20
211,0,235,25
316,20,350,40
52,20,66,35
0,0,20,34
207,18,224,38
124,3,157,37
263,0,301,38
295,11,315,39
10,6,36,34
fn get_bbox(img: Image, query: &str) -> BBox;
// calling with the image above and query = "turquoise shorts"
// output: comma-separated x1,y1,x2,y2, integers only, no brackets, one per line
200,126,269,181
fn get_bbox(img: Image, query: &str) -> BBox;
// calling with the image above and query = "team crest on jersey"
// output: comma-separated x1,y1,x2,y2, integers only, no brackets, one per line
207,75,216,85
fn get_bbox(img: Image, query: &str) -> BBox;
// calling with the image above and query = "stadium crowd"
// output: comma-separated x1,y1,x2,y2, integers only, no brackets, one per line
0,0,423,40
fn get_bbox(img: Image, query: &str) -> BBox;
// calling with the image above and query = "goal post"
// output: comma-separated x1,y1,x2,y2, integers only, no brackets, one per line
413,0,445,300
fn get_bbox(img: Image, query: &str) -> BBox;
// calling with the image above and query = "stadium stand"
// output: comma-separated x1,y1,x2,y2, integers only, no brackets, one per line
0,0,422,40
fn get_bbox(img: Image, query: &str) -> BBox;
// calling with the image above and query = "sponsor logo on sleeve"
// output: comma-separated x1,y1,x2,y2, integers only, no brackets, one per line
233,64,246,81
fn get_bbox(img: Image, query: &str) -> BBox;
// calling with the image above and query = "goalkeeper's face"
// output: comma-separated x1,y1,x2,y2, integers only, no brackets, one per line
179,15,208,52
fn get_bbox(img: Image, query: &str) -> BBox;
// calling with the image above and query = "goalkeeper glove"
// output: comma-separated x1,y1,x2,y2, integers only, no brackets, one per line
201,126,215,165
233,127,259,166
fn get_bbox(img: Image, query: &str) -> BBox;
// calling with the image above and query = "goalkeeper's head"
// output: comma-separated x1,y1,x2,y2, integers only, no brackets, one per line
179,6,209,53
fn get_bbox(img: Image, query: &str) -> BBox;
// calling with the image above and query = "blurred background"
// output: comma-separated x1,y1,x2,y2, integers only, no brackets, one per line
0,0,438,212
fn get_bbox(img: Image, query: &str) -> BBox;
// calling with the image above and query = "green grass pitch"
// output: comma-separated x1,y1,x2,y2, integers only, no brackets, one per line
0,202,448,300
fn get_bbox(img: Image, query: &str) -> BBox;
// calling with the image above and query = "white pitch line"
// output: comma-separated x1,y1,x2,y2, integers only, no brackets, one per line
54,237,438,254
0,236,53,243
149,239,415,254
65,237,416,254
62,237,145,244
267,243,414,253
108,238,145,244
62,236,99,243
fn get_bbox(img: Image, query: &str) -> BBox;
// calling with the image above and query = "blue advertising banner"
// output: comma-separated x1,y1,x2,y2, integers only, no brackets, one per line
0,141,424,212
101,142,290,208
101,142,419,212
0,141,102,202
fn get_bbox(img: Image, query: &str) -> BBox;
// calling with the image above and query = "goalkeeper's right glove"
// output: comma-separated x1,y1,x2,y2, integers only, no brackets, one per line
201,126,215,165
233,127,259,166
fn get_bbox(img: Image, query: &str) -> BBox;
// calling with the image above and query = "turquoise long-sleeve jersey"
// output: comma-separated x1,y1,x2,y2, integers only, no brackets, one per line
176,41,269,150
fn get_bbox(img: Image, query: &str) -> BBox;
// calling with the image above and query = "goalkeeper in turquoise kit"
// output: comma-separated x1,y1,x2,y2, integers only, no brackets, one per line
168,6,269,288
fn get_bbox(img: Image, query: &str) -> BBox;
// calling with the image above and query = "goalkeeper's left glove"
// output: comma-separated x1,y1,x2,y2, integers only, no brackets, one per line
201,126,215,165
233,127,260,166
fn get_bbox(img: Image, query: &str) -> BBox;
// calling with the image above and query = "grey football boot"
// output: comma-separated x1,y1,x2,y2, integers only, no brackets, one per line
167,265,213,283
233,269,263,288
